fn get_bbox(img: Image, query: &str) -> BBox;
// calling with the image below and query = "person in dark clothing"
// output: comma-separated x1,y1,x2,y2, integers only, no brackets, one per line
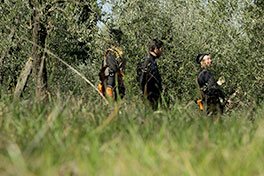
196,53,225,116
139,39,164,110
98,28,125,100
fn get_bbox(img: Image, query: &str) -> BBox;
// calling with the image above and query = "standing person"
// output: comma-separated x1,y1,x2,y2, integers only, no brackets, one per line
196,53,225,116
139,39,164,110
98,28,125,100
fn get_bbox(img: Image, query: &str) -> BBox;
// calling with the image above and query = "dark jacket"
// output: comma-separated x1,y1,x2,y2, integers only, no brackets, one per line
140,54,162,98
197,68,225,108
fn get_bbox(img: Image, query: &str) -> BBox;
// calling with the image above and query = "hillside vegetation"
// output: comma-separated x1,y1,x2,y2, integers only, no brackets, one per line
0,0,263,175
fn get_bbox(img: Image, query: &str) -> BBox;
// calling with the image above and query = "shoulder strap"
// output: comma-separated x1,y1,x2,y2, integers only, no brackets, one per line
105,46,123,59
196,69,207,100
104,47,124,69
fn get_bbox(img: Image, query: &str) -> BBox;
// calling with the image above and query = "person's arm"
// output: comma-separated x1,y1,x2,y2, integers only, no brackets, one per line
140,58,151,92
106,52,119,88
103,52,119,98
197,70,209,91
106,52,119,72
206,72,225,99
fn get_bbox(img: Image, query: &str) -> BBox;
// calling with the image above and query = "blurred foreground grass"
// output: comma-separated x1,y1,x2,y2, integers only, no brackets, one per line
0,96,263,176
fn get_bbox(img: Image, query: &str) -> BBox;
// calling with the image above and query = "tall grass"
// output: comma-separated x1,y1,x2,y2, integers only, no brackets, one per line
0,95,263,175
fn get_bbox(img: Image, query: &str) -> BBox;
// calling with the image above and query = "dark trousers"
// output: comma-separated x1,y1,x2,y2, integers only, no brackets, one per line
206,97,224,116
146,91,161,110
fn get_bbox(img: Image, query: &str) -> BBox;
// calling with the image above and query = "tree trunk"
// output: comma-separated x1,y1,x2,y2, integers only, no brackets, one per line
14,6,48,101
36,54,48,101
13,57,33,99
31,9,48,101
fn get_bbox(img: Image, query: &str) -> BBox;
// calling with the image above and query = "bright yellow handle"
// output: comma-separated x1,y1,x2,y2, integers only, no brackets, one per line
197,99,204,111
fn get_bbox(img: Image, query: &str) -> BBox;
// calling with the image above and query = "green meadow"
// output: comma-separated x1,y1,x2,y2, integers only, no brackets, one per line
1,96,263,176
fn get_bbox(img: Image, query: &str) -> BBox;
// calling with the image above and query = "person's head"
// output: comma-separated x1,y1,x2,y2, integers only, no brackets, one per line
109,27,123,46
148,39,164,58
196,53,212,68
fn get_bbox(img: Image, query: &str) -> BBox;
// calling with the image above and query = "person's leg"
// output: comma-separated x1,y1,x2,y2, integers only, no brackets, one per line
147,92,160,110
117,77,125,99
206,103,215,116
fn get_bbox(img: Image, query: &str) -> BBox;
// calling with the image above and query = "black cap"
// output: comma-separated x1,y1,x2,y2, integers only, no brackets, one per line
196,53,209,64
109,27,123,44
148,39,164,52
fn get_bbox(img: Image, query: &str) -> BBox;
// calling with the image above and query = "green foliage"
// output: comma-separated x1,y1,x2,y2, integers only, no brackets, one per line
1,0,263,105
0,97,263,175
109,0,263,104
0,1,263,174
44,0,102,96
242,1,264,103
0,0,32,91
0,0,102,97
